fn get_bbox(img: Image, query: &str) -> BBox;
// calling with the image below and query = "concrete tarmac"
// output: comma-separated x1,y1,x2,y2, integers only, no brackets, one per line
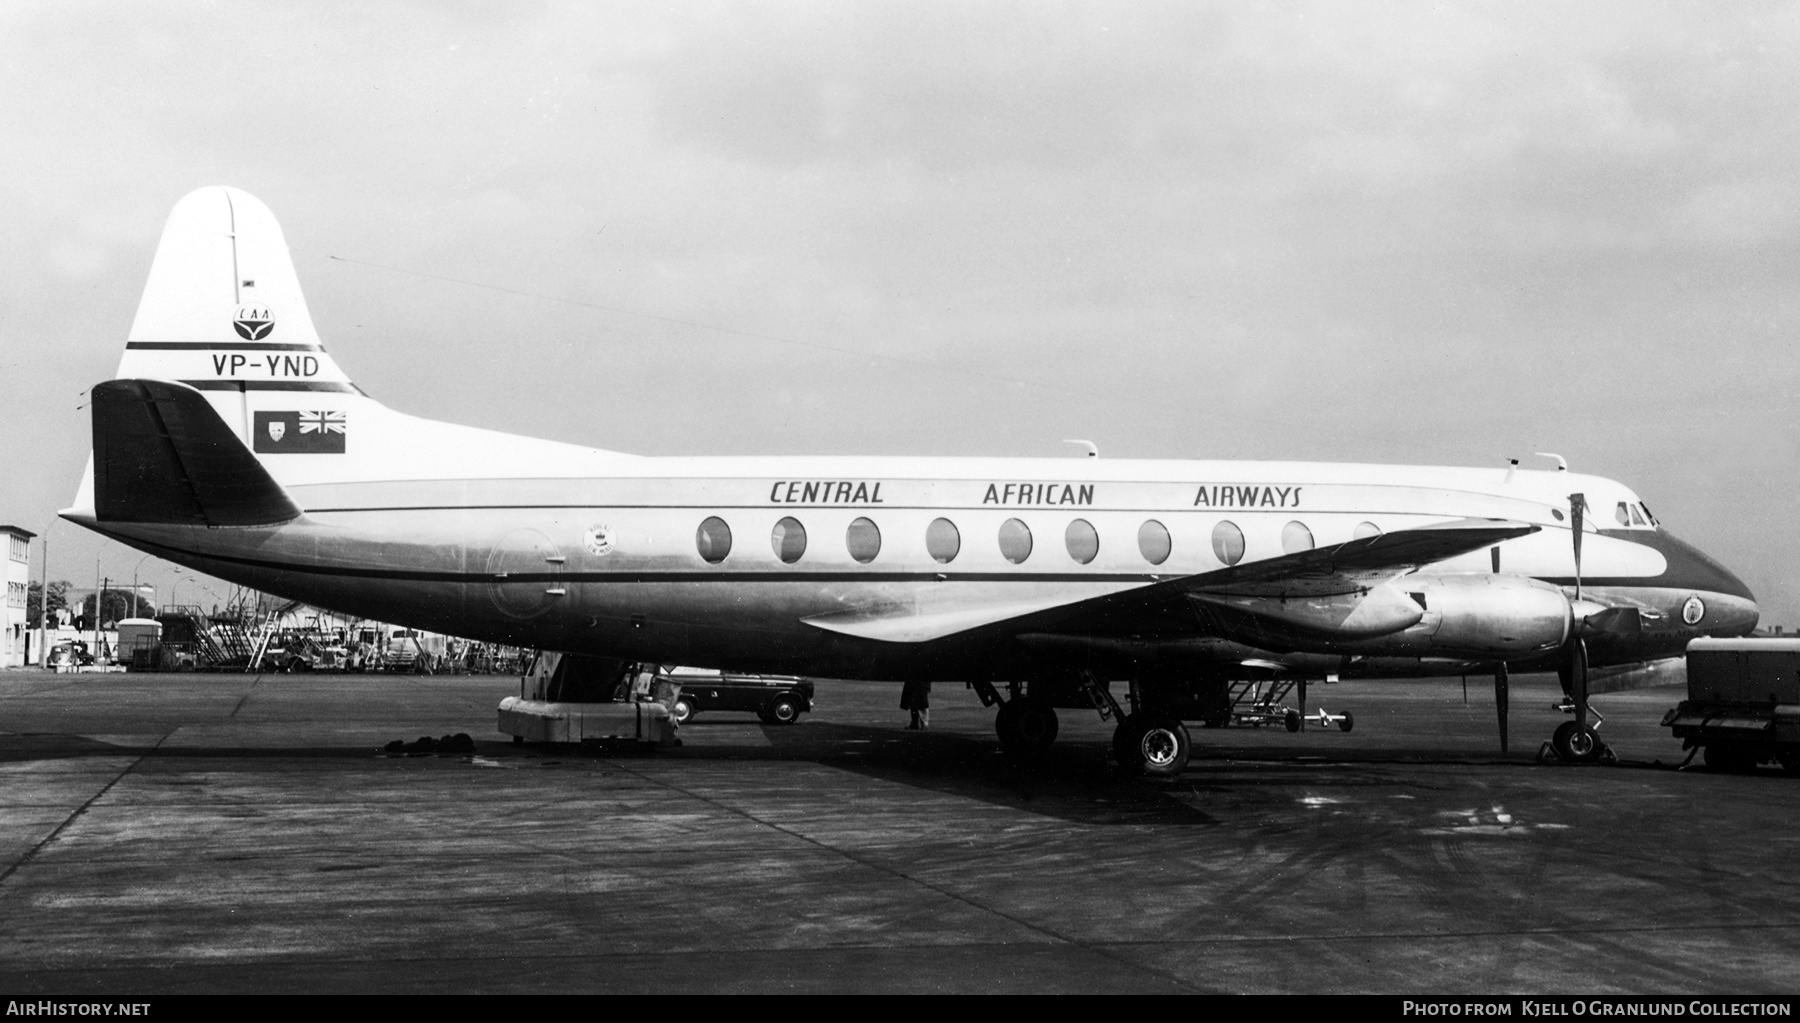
1,667,1796,994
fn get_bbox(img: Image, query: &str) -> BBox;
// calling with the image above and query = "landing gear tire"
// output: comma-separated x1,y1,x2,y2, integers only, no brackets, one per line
1115,714,1190,779
1338,712,1355,733
995,700,1024,747
995,700,1058,755
1552,720,1603,764
1284,709,1301,733
1015,702,1058,750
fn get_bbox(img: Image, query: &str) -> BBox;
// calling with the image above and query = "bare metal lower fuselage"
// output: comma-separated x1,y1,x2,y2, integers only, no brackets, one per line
72,471,1759,684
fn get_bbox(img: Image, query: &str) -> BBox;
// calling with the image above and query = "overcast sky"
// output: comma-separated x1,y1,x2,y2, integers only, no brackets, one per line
3,2,1797,623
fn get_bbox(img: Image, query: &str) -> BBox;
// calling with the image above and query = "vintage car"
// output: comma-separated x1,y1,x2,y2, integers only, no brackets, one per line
662,668,814,725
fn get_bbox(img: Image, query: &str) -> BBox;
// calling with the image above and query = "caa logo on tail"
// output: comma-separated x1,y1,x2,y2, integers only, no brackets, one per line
233,305,275,341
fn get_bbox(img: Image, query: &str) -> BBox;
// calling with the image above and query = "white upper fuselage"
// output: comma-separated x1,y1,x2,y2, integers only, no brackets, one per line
67,186,1757,681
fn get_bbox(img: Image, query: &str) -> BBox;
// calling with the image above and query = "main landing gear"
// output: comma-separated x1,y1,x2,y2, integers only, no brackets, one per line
994,697,1059,754
1111,713,1191,778
972,675,1192,778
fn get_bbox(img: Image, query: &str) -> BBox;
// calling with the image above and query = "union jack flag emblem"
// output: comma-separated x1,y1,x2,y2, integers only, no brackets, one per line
298,411,346,434
252,410,345,454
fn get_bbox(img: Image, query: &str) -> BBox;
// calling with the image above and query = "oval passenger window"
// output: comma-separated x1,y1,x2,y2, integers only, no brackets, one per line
998,518,1033,564
771,517,807,564
926,518,961,564
1137,520,1171,566
1065,519,1099,564
1212,520,1245,566
696,516,733,564
1281,520,1314,554
1354,521,1382,540
846,517,881,564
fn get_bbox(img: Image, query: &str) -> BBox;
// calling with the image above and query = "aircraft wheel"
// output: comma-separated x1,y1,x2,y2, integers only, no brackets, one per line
994,700,1024,747
1116,714,1190,779
1338,712,1354,733
1552,720,1602,764
1284,709,1301,733
672,696,696,724
995,700,1056,754
1013,701,1059,752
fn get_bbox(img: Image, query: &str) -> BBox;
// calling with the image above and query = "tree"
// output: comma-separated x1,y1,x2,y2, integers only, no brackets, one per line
77,589,134,629
26,580,69,625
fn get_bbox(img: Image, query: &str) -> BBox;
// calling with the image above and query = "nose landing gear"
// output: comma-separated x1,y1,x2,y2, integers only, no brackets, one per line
1544,637,1612,765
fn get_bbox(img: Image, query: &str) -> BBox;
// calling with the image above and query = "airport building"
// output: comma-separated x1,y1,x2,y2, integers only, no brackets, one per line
2,525,35,668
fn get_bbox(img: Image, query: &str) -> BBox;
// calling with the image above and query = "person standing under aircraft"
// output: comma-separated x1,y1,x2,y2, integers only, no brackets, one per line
901,679,931,730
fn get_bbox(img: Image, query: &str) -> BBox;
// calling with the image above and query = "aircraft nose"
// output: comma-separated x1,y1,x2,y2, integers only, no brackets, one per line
1654,530,1754,598
1701,593,1761,636
1651,530,1759,635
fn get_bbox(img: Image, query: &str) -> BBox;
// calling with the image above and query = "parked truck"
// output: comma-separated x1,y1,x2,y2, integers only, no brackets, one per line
1663,637,1800,773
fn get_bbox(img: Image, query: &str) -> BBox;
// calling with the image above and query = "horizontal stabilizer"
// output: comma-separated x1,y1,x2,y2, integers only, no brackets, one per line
92,379,300,526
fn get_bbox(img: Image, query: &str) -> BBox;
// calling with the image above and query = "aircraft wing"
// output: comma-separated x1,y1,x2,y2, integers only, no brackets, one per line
802,519,1539,644
1173,518,1537,597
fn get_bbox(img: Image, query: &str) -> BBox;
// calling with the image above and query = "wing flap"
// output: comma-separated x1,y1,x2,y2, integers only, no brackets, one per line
803,595,1100,643
797,519,1540,645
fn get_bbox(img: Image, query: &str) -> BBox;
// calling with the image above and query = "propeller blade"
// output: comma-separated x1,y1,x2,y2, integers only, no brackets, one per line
1494,662,1509,753
1568,492,1586,602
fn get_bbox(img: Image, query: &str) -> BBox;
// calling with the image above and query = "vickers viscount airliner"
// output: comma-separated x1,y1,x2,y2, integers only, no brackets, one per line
64,187,1759,775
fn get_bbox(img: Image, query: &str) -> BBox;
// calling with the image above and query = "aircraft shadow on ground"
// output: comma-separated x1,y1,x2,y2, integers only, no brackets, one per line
0,717,1698,829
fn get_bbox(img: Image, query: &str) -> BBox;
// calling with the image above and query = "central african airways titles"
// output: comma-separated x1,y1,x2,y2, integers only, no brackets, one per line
764,479,1302,509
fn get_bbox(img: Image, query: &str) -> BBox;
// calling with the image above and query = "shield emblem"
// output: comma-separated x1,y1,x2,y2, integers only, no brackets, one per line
267,421,286,443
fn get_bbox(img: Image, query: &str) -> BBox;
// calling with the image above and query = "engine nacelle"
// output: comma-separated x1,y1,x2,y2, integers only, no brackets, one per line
1399,574,1571,658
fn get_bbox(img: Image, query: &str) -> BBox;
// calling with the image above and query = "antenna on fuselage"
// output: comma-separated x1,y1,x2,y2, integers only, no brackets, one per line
1503,458,1519,485
1063,439,1099,458
1535,452,1569,471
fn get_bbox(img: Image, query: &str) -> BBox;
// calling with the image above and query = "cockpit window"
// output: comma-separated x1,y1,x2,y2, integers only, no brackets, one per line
1615,502,1631,527
1640,503,1659,527
1629,504,1646,527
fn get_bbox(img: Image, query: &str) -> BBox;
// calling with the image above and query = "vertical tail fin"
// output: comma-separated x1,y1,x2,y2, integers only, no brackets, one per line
64,186,628,526
117,186,361,434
